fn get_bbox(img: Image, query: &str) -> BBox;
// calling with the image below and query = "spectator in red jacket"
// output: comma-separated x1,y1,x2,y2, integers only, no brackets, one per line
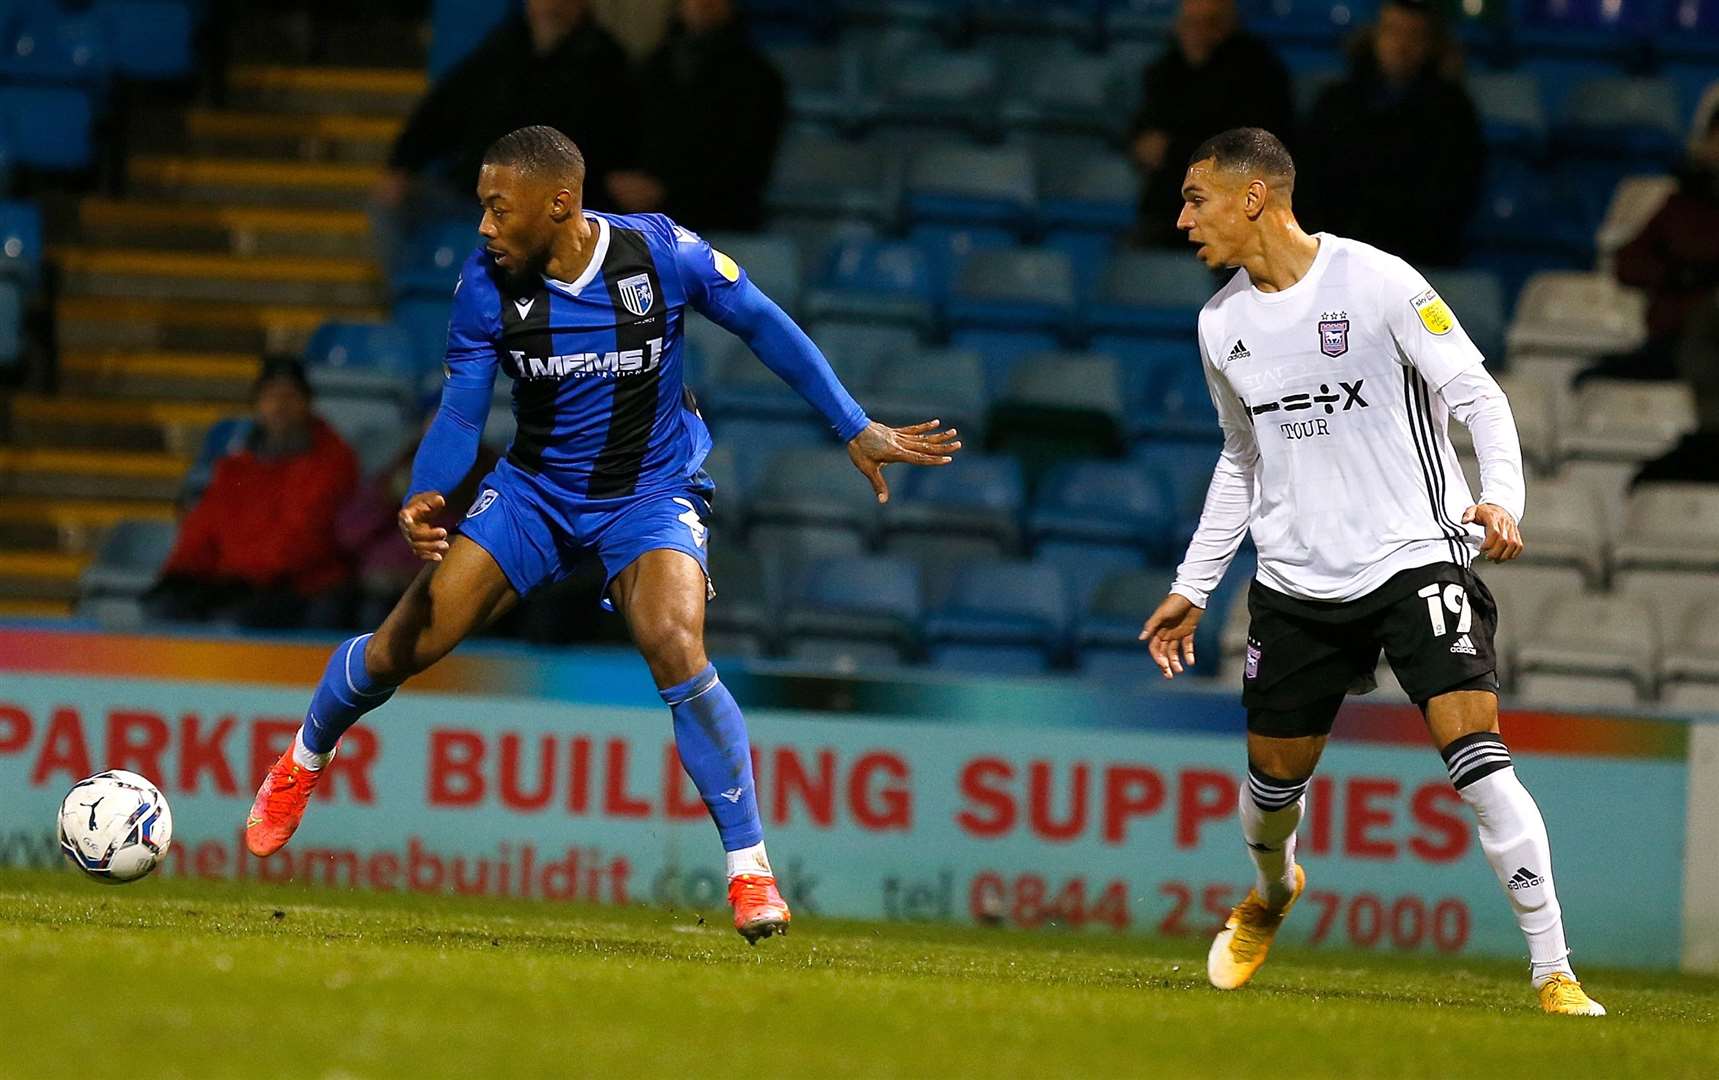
145,358,359,628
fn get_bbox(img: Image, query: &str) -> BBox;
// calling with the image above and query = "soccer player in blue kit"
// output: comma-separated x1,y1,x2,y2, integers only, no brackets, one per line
244,126,961,942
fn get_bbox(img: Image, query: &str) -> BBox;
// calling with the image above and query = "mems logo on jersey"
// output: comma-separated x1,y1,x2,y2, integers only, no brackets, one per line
510,338,665,381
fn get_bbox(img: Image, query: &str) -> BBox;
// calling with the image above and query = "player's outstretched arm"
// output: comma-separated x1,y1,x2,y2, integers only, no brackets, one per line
846,419,961,503
1140,593,1202,679
398,491,450,562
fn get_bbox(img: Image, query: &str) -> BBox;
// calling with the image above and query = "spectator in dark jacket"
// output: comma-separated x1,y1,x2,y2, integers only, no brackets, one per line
1129,0,1294,247
145,358,358,629
603,0,786,232
375,0,635,229
1296,0,1483,267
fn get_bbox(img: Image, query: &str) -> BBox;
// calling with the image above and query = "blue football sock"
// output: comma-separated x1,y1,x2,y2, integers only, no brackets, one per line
662,664,763,851
302,634,397,754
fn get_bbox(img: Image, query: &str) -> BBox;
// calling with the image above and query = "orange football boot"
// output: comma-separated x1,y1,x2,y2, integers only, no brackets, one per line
728,874,791,944
245,748,328,857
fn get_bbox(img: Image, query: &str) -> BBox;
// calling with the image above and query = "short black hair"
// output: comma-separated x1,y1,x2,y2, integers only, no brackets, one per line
1187,127,1296,197
482,125,586,188
254,354,312,399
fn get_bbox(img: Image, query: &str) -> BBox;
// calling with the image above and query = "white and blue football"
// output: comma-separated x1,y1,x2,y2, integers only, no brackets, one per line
58,770,174,884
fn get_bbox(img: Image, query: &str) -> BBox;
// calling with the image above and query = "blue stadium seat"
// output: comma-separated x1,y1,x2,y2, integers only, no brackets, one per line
1466,71,1547,153
866,347,990,441
881,450,1025,553
784,555,923,649
1028,460,1175,559
908,221,1017,302
1243,0,1377,42
1518,0,1658,60
1661,0,1719,61
1555,76,1684,166
993,350,1127,431
707,416,829,495
805,237,938,330
701,445,746,527
1135,357,1221,443
749,446,882,543
904,145,1037,232
1038,148,1136,229
0,200,39,283
94,1,194,80
0,11,109,86
922,557,1071,669
971,0,1104,42
316,396,414,475
0,277,21,374
945,248,1076,336
0,86,93,170
766,44,866,127
882,50,1002,135
1468,163,1597,284
1426,269,1507,361
1075,565,1180,682
768,132,904,226
702,341,821,423
706,543,777,652
428,0,511,78
1033,538,1148,615
1133,440,1223,545
390,296,454,374
1084,250,1217,340
804,320,925,389
999,51,1121,138
304,321,424,404
80,520,177,601
707,233,803,314
391,219,478,300
1107,0,1180,39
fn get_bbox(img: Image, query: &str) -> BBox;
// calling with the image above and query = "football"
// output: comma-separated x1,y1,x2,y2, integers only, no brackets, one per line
57,770,174,884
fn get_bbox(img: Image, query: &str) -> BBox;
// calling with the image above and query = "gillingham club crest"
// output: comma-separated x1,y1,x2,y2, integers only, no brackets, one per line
617,273,654,317
1318,314,1349,358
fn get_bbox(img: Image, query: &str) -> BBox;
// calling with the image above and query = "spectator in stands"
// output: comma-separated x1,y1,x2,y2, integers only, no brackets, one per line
332,414,497,630
602,0,786,232
1617,110,1719,484
1296,0,1483,267
144,358,357,629
1127,0,1293,248
374,0,634,230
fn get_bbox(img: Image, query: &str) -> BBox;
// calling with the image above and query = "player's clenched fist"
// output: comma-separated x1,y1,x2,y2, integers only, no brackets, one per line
1463,502,1524,562
1140,592,1203,679
398,491,450,561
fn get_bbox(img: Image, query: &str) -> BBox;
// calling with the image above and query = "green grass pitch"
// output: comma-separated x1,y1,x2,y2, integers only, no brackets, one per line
2,869,1715,1079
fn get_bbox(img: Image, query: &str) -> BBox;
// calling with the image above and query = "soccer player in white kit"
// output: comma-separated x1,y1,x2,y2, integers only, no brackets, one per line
1140,128,1605,1016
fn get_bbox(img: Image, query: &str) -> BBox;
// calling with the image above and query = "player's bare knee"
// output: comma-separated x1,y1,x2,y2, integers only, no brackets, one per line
362,627,417,686
1247,734,1325,780
637,622,707,687
1425,688,1500,749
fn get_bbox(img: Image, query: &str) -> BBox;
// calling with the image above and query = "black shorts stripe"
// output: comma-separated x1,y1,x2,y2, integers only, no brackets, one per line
588,224,667,499
1410,370,1474,568
1400,367,1465,567
500,282,555,475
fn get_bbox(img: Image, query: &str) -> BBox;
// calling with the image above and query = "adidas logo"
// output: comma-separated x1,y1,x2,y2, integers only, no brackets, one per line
1507,866,1544,891
1228,339,1251,360
1449,634,1477,655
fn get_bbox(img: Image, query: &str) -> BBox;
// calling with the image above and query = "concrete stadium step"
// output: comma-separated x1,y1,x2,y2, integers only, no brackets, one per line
77,199,373,259
0,447,189,502
57,297,381,354
7,395,232,455
128,156,383,209
56,247,384,307
0,550,91,603
177,109,401,165
58,349,260,402
0,598,75,618
0,497,175,557
226,65,425,117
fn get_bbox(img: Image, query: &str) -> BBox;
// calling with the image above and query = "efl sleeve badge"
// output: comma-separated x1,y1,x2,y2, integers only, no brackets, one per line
1411,288,1454,335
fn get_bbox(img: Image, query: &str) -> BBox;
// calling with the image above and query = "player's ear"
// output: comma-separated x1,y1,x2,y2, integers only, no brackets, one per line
1244,179,1269,220
549,188,576,222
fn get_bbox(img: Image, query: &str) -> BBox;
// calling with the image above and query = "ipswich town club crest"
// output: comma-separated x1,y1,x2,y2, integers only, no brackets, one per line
1318,316,1349,358
617,273,654,317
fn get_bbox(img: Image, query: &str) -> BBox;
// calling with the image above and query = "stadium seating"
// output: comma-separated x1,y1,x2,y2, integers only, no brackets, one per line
880,450,1025,554
0,85,93,170
303,321,424,406
882,49,1002,136
1028,459,1173,560
1506,272,1647,361
709,233,803,314
768,132,904,225
923,557,1070,674
0,200,41,285
783,554,922,655
805,236,938,330
865,348,990,440
1612,484,1719,575
1515,593,1659,699
1560,379,1695,464
748,447,883,551
78,519,177,604
0,277,20,373
94,1,195,80
1594,175,1676,271
904,145,1037,233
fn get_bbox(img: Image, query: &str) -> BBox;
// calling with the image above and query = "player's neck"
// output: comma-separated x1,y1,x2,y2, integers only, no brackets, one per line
1242,219,1321,294
544,213,597,284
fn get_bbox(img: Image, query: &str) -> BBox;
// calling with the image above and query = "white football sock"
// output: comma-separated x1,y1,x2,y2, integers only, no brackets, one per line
725,841,772,880
292,727,336,771
1242,765,1308,909
1443,733,1574,986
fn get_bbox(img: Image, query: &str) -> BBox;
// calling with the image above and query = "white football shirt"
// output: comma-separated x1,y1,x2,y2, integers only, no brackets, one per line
1170,233,1522,606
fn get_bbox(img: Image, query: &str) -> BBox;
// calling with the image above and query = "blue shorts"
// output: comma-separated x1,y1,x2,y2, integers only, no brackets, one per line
456,457,714,605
